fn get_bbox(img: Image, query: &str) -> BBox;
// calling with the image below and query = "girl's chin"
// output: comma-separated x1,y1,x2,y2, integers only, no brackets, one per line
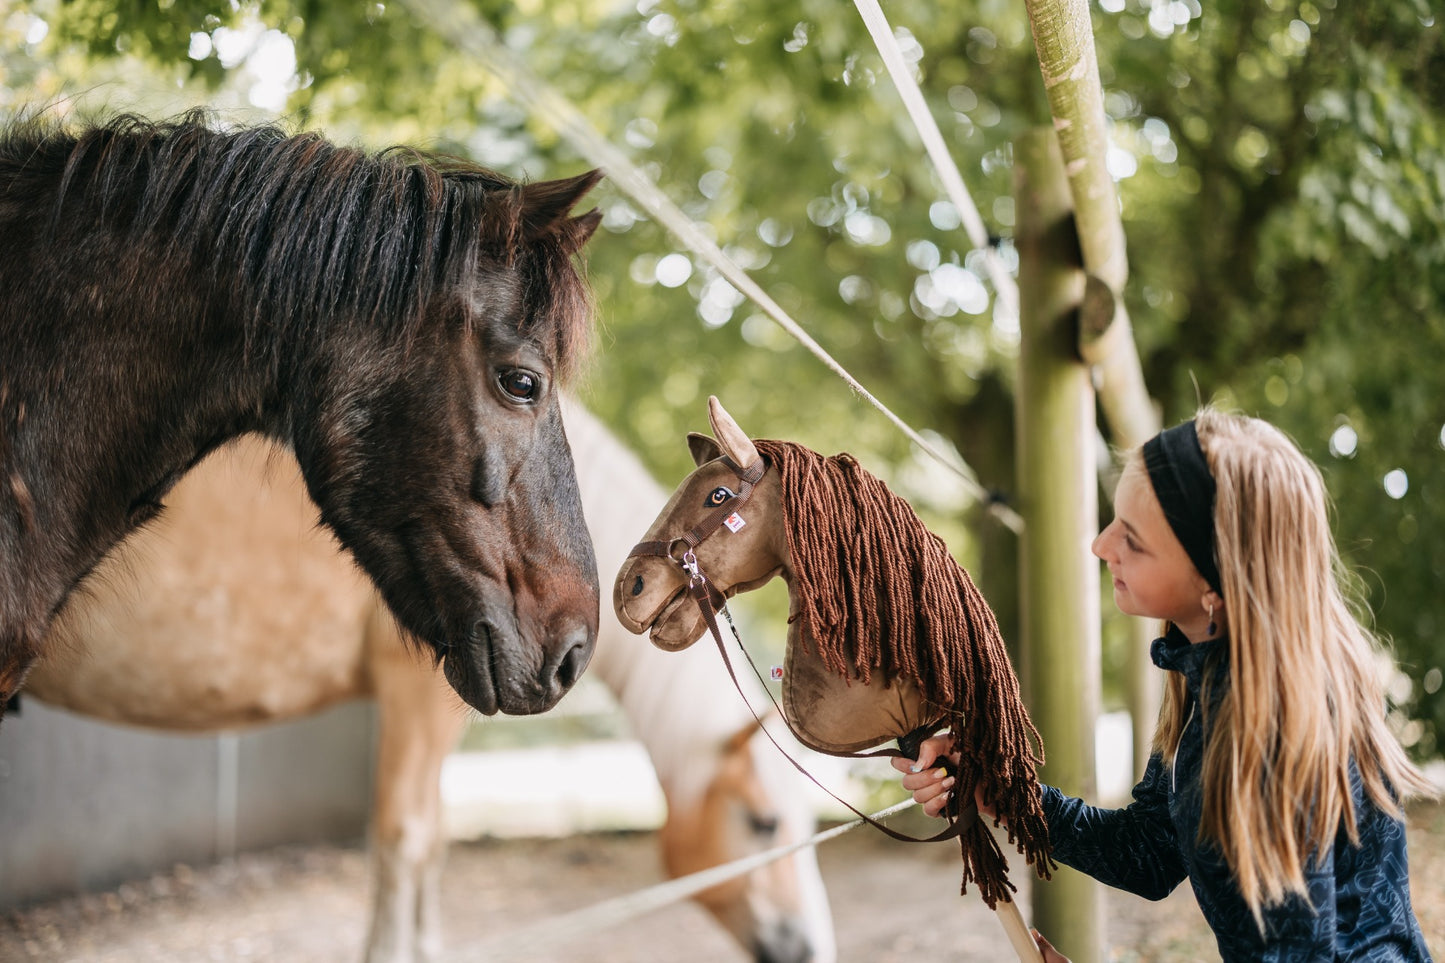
1111,588,1142,618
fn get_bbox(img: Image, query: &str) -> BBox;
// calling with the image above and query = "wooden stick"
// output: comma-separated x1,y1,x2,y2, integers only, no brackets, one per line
996,896,1045,962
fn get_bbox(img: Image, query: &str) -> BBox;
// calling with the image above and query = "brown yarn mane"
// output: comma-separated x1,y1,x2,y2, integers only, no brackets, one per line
753,438,1053,906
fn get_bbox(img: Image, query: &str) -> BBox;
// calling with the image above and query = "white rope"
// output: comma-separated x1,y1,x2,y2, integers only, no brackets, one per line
850,0,1020,324
399,0,1024,534
438,798,921,962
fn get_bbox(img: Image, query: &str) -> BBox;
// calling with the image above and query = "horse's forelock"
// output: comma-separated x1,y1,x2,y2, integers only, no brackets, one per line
526,230,596,384
423,171,596,382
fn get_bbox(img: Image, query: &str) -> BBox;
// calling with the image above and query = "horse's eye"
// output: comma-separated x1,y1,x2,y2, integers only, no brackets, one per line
498,368,538,402
747,812,780,838
705,486,735,508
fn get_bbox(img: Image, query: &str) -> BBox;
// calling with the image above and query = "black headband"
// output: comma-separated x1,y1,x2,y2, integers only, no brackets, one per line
1142,420,1221,595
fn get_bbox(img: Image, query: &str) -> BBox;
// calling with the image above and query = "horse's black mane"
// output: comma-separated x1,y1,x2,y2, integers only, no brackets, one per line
0,110,592,376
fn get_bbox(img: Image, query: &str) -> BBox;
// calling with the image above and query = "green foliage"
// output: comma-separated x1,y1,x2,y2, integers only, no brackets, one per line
1093,0,1445,754
3,0,1442,753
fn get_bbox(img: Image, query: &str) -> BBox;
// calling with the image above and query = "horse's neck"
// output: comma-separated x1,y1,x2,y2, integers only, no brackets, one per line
0,374,268,624
0,270,269,569
591,621,765,803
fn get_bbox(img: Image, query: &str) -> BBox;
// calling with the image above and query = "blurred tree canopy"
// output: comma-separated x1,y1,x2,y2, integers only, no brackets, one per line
2,0,1442,754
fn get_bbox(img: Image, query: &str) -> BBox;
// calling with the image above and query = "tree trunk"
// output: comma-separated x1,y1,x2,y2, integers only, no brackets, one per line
1023,0,1161,781
1015,127,1103,963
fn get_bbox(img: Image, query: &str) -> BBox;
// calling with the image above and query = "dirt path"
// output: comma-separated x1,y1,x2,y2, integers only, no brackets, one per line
3,803,1441,962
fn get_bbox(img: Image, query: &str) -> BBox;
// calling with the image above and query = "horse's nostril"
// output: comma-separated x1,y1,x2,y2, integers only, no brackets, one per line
556,639,588,690
754,921,813,963
631,575,644,597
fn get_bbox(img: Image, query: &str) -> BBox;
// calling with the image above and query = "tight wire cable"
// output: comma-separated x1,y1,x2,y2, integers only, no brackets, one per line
439,798,921,962
850,0,1020,324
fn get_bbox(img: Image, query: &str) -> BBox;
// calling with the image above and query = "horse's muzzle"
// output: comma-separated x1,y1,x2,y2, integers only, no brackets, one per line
441,616,591,716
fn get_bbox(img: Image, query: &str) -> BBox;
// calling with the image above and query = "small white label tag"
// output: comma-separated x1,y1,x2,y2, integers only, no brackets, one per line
770,665,784,681
723,512,746,533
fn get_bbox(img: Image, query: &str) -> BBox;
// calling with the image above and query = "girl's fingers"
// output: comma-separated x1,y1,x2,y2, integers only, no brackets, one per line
893,733,959,818
912,775,955,816
1031,929,1071,963
898,767,954,793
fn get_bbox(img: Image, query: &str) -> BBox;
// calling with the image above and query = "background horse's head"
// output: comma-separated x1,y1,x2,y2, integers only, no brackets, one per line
0,115,603,716
613,397,787,650
658,713,834,963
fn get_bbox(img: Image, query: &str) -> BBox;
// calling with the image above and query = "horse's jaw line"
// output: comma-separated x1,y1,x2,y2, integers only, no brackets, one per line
727,565,785,597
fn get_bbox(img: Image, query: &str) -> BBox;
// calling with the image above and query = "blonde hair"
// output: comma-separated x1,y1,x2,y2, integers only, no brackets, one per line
1149,407,1433,927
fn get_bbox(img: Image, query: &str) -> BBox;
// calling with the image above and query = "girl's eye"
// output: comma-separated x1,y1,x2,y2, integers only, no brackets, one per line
1123,534,1140,552
705,486,735,507
498,368,539,401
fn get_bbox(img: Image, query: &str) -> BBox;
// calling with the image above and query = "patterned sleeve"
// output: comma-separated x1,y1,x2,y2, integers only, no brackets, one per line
1040,753,1189,900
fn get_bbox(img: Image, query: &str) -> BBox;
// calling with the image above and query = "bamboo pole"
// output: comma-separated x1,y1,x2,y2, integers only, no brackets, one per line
1015,126,1103,963
1023,0,1161,776
998,898,1046,962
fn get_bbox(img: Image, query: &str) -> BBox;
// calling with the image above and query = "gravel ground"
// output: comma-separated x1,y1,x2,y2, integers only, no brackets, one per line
2,801,1441,962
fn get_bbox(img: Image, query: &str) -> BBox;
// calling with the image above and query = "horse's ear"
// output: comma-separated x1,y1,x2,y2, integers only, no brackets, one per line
688,432,723,467
520,169,605,249
722,709,774,755
564,207,603,254
708,396,759,469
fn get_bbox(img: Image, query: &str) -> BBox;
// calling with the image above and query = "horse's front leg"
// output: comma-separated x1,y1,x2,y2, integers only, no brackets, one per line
366,842,420,963
364,607,469,963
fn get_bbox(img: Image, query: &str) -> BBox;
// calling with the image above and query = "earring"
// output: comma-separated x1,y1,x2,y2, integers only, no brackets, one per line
1207,602,1217,638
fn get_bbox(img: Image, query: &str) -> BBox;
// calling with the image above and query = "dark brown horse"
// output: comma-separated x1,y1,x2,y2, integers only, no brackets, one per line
0,111,602,719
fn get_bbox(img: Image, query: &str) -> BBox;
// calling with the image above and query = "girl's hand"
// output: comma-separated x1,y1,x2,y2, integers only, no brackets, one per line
890,733,1004,820
1032,928,1071,962
891,733,963,817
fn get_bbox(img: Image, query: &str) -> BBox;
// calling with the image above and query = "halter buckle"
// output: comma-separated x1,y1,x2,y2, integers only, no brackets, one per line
680,548,702,584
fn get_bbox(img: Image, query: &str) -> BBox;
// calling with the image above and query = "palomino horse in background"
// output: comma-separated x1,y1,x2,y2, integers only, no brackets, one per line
1,112,600,720
27,401,835,963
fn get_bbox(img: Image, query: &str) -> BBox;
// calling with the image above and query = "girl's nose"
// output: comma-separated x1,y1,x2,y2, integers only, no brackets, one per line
1090,525,1112,561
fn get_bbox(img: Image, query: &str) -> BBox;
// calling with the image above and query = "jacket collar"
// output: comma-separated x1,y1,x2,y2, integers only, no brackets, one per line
1150,624,1229,694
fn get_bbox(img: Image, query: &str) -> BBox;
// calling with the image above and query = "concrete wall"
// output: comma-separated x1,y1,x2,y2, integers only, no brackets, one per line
0,698,375,908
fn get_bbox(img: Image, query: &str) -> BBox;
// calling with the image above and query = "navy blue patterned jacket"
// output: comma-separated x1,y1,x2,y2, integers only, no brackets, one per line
1040,628,1433,962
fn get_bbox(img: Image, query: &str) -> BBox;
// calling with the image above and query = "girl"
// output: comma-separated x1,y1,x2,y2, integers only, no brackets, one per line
895,408,1436,961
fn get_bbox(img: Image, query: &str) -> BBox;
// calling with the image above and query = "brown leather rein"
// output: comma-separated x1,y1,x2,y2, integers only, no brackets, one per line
626,455,973,845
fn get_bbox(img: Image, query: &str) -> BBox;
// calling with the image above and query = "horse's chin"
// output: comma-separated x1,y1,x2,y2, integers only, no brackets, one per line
442,649,500,716
646,589,706,652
